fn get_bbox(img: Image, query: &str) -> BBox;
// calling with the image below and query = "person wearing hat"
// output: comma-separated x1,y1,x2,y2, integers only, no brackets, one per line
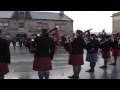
64,30,85,79
99,35,112,69
0,29,11,79
85,35,100,72
33,29,56,79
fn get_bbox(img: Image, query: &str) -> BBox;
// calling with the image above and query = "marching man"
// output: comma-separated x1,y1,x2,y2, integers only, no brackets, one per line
33,29,56,79
85,31,100,72
99,35,112,69
64,30,85,79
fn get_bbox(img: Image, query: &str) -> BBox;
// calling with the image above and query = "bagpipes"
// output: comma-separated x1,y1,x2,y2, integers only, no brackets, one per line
47,26,61,46
67,29,92,42
82,29,92,43
29,39,36,54
67,29,92,52
29,26,61,54
83,29,92,38
98,29,111,45
98,29,106,39
83,29,92,34
47,26,61,54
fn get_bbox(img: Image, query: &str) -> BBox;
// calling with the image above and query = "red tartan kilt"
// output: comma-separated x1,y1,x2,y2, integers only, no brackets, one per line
69,54,84,66
102,51,111,59
112,49,119,57
0,62,9,76
33,58,52,71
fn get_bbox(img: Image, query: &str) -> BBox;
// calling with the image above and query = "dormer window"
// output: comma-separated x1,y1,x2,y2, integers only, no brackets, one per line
3,23,9,29
19,11,25,19
19,22,25,29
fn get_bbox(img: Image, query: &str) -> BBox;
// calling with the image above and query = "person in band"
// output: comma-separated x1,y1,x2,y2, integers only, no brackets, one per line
61,35,67,46
64,30,85,79
33,29,56,79
110,34,120,65
85,35,99,72
0,29,11,79
99,36,112,69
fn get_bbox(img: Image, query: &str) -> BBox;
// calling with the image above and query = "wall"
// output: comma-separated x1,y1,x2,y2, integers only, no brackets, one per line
0,18,73,39
112,15,120,34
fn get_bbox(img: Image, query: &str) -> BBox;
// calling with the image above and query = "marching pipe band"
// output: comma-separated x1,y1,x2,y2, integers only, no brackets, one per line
27,28,120,79
1,24,120,79
2,27,119,79
62,29,120,78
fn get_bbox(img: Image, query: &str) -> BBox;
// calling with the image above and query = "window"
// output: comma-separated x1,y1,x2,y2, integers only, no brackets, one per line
36,22,48,30
37,26,42,30
0,23,2,26
19,12,25,19
60,24,65,30
42,23,48,29
37,22,42,30
3,23,9,29
0,23,9,29
19,22,25,28
0,23,2,29
37,22,42,25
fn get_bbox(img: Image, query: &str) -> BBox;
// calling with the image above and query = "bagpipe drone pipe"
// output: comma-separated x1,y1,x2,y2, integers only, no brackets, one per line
47,26,61,47
63,29,93,53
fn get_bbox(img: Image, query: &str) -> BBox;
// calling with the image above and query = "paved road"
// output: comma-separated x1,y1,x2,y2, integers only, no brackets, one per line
5,44,120,79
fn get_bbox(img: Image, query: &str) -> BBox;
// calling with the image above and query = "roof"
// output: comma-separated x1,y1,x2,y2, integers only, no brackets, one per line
0,11,73,21
30,11,73,21
0,11,14,18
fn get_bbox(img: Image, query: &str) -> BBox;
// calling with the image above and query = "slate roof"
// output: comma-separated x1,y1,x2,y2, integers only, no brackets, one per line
0,11,14,18
0,11,73,21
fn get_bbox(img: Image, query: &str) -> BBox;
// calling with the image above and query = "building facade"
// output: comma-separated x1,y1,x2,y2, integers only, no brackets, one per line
0,11,73,39
112,12,120,34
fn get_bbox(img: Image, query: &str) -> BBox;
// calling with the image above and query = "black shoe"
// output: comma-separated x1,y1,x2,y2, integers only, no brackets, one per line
68,75,79,79
110,63,117,65
99,66,107,69
86,69,94,72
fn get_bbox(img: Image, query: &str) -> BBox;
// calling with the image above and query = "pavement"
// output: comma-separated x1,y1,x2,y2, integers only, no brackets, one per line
4,43,120,79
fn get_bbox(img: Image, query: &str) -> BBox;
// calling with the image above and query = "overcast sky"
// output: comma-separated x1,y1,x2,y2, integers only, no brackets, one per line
43,11,119,33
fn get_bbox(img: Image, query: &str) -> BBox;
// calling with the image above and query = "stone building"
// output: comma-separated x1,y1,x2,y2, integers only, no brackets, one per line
0,11,73,40
112,12,120,34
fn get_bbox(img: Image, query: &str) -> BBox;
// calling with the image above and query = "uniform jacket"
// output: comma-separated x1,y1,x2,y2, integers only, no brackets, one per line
0,37,11,63
111,38,120,49
33,35,56,60
85,39,100,53
100,39,112,52
64,36,85,54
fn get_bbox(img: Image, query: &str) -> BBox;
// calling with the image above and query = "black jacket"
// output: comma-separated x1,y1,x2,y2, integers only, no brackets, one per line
34,36,56,59
111,39,120,49
100,39,112,52
64,36,85,54
0,37,11,63
85,39,100,53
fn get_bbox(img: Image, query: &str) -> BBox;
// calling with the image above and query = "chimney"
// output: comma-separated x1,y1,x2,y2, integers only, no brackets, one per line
60,11,64,16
